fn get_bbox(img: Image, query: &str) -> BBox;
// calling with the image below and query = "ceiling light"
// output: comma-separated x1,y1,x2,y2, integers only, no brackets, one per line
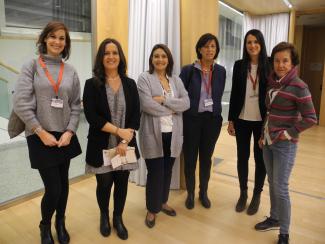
283,0,293,9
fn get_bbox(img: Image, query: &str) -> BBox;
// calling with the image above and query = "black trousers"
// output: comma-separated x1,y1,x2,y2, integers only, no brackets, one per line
234,119,266,194
183,112,222,194
38,160,70,224
145,133,175,214
95,170,130,217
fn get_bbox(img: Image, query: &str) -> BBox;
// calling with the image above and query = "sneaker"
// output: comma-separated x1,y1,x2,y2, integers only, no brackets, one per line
255,217,280,231
278,234,289,244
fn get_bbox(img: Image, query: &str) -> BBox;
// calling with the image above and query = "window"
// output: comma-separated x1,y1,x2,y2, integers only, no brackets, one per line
4,0,91,32
218,1,243,120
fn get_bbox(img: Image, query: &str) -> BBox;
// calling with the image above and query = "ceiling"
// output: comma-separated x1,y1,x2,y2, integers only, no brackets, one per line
222,0,325,26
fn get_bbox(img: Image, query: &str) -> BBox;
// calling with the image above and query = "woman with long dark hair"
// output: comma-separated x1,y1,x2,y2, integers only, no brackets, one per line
227,29,271,215
83,38,140,240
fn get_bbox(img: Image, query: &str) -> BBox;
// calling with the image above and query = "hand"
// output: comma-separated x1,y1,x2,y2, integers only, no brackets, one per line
227,122,236,136
152,96,165,104
58,131,73,147
258,138,264,149
117,128,134,142
278,133,288,141
38,130,58,147
116,142,128,156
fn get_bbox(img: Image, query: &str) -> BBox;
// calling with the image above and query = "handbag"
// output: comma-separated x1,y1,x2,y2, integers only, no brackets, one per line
7,111,25,139
7,59,37,139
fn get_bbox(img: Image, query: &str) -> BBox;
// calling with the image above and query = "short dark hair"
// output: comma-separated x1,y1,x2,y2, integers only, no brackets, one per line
148,44,174,76
271,42,299,66
195,33,220,60
93,38,127,83
36,21,71,60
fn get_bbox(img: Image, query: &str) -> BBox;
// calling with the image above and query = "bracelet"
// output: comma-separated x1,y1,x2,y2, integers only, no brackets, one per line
120,139,128,144
34,126,43,135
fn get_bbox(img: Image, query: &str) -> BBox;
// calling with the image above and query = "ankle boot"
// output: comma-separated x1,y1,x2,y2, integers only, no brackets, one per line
246,193,261,215
185,192,195,209
113,215,128,240
99,212,111,237
199,191,211,208
235,190,248,212
55,216,70,244
278,234,289,244
39,222,54,244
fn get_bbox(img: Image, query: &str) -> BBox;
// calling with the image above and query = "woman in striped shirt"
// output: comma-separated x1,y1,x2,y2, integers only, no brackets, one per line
254,42,317,244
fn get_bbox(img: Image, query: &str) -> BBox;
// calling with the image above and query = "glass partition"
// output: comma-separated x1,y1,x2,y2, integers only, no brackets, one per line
218,1,243,120
0,0,92,205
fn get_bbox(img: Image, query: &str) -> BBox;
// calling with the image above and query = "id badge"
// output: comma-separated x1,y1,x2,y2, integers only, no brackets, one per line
51,98,64,108
204,98,213,107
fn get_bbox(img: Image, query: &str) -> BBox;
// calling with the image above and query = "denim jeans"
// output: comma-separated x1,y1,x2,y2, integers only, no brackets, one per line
263,140,297,234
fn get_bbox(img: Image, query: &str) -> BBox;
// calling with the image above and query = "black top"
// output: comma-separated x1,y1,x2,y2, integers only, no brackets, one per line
83,76,140,167
228,59,268,122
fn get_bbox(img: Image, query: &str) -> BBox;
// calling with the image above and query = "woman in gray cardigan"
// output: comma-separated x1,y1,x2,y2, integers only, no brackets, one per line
13,21,81,244
137,44,190,228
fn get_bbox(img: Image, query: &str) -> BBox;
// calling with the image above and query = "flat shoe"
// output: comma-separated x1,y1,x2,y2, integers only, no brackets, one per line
161,208,176,217
145,212,155,228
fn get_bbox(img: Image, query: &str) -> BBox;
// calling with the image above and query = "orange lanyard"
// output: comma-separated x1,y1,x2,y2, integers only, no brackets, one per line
248,71,258,91
38,56,64,97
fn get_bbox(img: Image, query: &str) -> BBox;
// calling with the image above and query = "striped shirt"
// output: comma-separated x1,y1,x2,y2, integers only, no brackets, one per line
263,74,317,144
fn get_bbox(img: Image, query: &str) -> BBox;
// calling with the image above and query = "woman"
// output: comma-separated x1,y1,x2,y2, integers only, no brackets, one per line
13,21,82,244
227,29,271,215
254,42,317,244
180,33,225,209
137,44,189,228
83,38,140,240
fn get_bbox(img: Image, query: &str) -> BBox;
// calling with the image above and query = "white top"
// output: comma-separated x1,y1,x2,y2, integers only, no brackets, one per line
160,83,174,133
239,64,262,121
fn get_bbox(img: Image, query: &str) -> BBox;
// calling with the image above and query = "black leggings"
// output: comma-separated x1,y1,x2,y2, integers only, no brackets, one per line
38,161,70,224
95,170,130,217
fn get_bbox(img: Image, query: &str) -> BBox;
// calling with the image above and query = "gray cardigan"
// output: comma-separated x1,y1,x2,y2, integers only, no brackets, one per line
13,55,81,136
137,71,190,159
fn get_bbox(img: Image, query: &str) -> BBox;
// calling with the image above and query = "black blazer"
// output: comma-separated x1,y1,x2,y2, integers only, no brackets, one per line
228,59,268,122
180,63,226,117
83,76,140,167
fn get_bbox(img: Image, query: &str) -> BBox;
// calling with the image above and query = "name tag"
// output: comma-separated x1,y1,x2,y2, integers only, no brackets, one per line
51,98,64,108
204,98,213,107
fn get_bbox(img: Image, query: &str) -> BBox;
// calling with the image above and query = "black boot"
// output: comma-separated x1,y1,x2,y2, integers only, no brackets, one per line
99,212,111,237
246,193,261,215
55,216,70,244
235,190,248,212
39,222,54,244
278,234,289,244
185,192,195,209
199,191,211,209
113,215,128,240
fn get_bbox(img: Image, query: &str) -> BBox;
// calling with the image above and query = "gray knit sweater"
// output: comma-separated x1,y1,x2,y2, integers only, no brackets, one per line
13,55,81,136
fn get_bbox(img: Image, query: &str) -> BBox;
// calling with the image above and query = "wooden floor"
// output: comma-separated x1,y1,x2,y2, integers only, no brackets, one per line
1,125,325,244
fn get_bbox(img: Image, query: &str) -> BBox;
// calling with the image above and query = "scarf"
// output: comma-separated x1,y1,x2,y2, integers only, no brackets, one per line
267,66,298,89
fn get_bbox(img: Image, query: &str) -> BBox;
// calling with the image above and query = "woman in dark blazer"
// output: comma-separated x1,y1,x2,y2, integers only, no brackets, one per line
83,38,140,240
180,33,226,210
227,29,271,215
